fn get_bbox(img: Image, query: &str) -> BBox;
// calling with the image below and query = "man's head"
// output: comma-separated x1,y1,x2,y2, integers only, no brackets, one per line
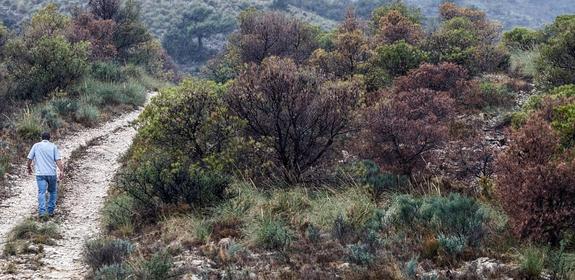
41,132,51,141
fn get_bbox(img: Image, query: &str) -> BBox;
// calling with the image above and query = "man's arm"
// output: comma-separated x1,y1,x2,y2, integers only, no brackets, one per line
27,144,35,175
56,160,65,179
27,159,33,175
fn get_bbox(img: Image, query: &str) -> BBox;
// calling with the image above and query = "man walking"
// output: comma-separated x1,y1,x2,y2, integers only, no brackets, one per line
27,132,65,219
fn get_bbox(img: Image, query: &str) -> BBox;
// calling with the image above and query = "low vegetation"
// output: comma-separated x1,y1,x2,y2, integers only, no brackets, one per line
80,1,575,278
3,219,60,257
0,0,172,185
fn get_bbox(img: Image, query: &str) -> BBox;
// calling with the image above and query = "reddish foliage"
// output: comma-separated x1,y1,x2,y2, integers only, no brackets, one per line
227,57,360,183
69,12,117,60
363,88,455,177
394,63,484,109
496,117,575,245
377,10,424,45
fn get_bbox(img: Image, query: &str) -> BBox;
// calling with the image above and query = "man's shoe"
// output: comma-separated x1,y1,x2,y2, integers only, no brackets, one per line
39,215,49,222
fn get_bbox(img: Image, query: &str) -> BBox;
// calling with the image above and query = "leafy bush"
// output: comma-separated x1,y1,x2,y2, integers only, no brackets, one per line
551,103,575,147
503,27,541,51
136,78,241,171
119,156,230,212
536,16,575,88
5,34,89,101
131,251,173,279
83,238,134,271
101,194,134,234
254,218,293,250
372,40,428,77
95,264,130,280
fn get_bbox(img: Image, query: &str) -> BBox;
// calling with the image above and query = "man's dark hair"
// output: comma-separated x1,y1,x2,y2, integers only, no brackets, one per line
41,132,51,141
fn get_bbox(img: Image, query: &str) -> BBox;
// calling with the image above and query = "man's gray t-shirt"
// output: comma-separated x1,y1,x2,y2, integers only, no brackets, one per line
27,140,61,176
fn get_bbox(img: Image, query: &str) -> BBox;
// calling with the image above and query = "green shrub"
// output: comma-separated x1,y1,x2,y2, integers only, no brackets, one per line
15,109,45,143
83,238,134,271
131,251,173,280
372,40,428,77
95,264,130,280
346,244,374,265
101,194,135,234
135,78,241,171
503,27,541,51
385,194,488,248
50,97,79,117
254,218,293,250
119,156,230,213
91,62,123,82
75,103,101,126
5,35,89,101
549,84,575,98
520,246,545,279
551,103,575,147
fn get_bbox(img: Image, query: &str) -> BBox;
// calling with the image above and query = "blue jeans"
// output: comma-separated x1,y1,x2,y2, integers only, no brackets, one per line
36,176,58,216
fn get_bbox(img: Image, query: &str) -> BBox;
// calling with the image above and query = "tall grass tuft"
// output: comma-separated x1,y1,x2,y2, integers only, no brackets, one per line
15,108,45,143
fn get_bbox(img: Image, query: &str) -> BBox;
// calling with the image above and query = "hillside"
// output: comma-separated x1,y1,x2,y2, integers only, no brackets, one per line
2,1,575,279
2,0,575,39
405,0,575,30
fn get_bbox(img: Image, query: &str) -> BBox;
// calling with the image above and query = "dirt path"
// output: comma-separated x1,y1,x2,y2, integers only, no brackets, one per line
0,104,146,279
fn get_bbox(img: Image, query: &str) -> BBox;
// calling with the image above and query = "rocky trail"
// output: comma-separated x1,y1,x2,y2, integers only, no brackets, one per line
0,103,147,279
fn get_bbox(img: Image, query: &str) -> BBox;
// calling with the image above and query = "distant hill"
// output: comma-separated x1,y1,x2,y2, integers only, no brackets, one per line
2,0,574,39
404,0,575,30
